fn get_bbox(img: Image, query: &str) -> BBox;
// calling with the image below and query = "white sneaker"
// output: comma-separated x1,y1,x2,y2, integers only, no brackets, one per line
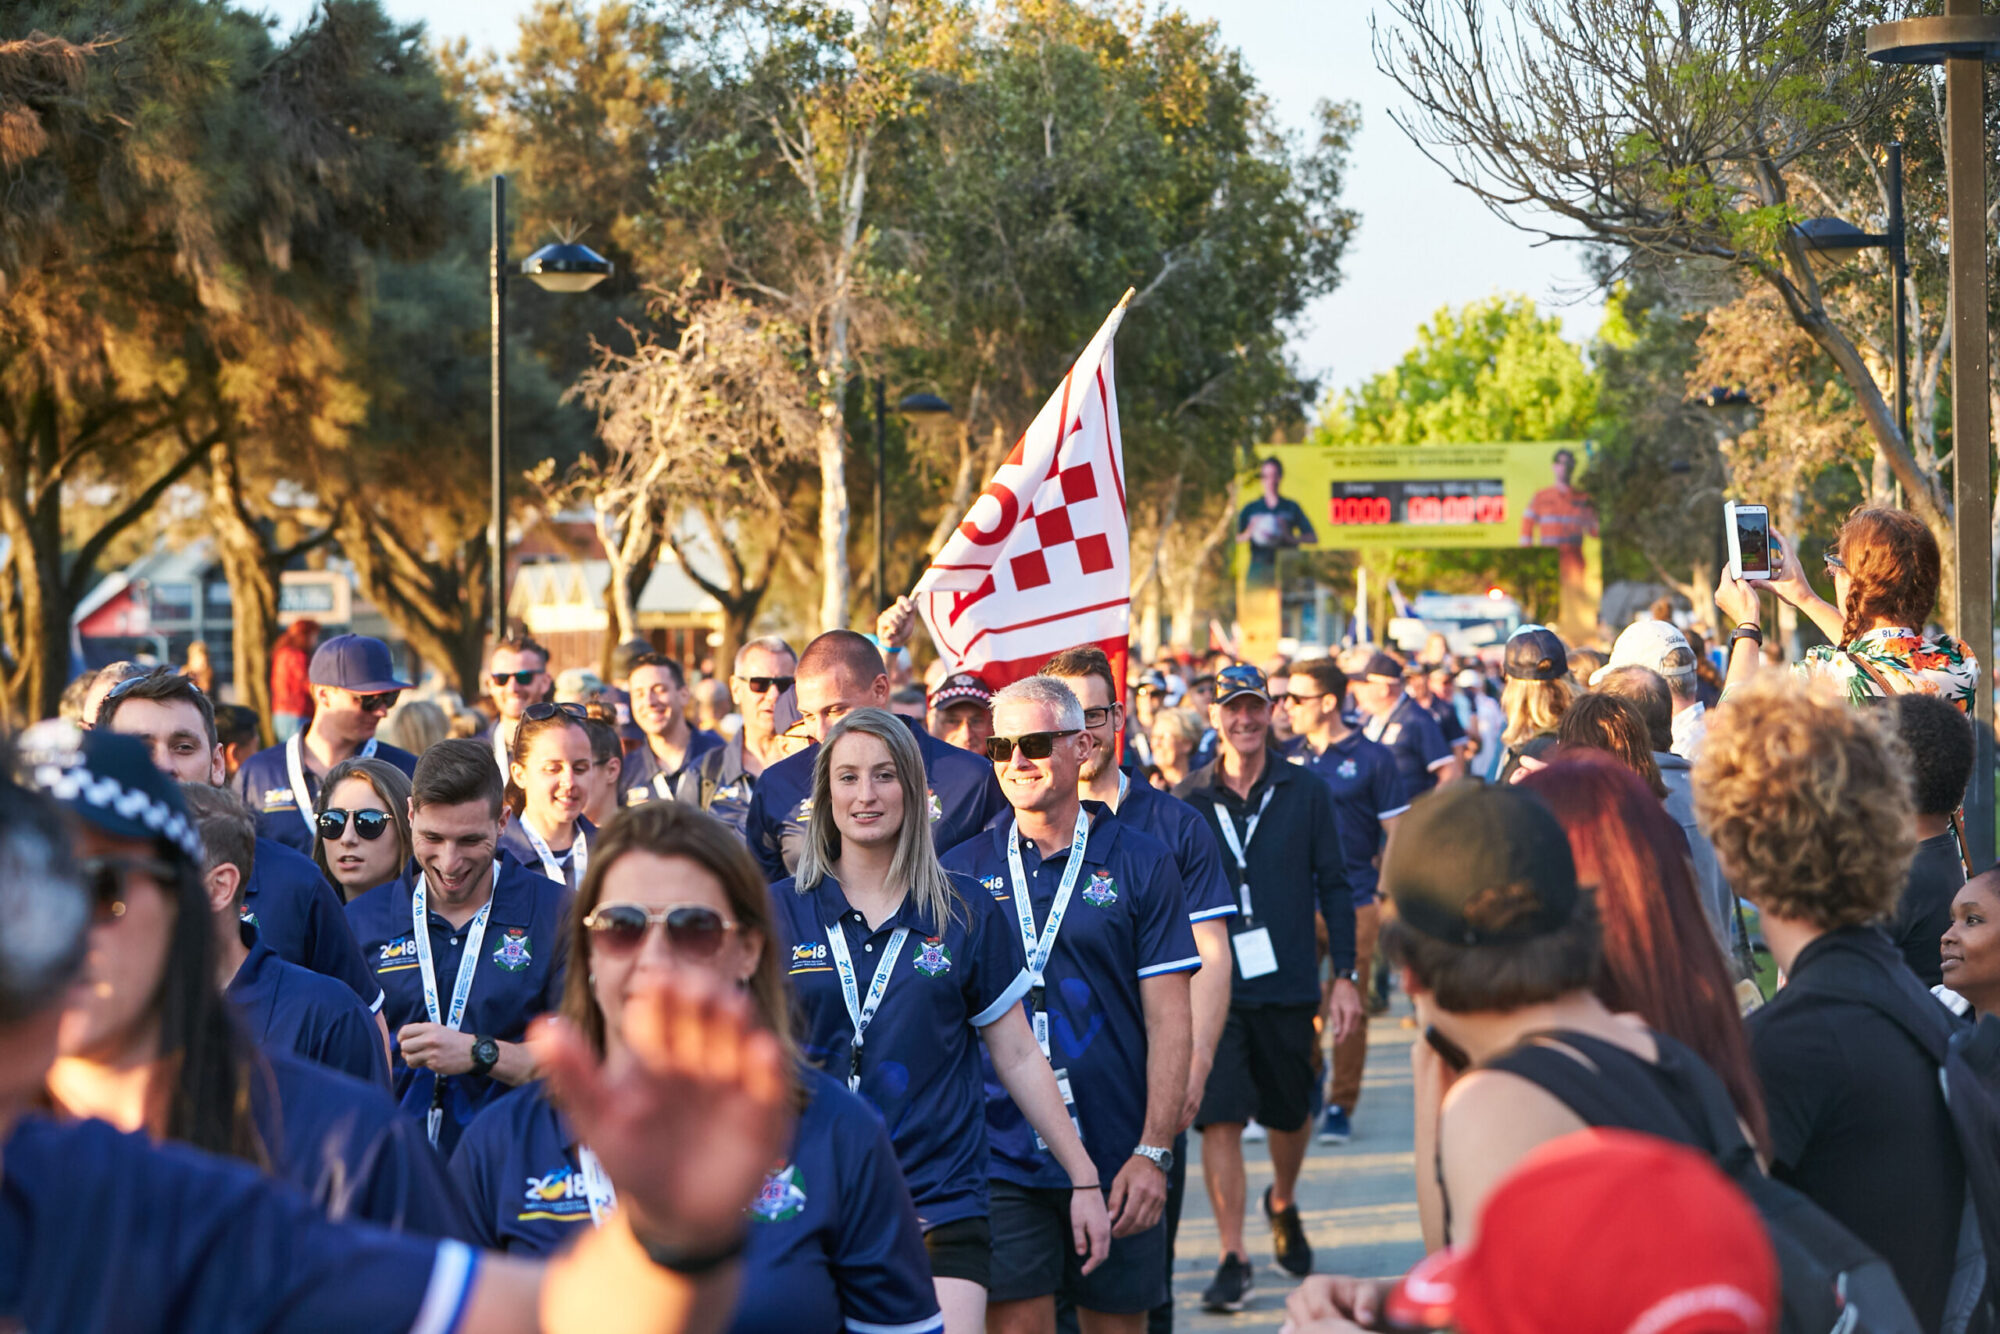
1242,1119,1267,1143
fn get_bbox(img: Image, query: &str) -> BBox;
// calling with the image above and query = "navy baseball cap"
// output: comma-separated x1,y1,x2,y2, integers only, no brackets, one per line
309,633,411,693
931,672,992,711
1359,651,1406,682
19,720,204,864
1503,625,1569,682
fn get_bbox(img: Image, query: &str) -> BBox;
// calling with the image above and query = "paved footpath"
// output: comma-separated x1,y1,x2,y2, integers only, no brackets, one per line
1168,1008,1424,1330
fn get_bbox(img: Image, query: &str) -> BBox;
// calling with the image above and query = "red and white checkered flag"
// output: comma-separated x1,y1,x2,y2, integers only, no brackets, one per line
916,293,1131,692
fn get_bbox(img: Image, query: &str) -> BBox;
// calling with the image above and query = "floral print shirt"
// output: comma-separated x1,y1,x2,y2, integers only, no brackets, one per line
1794,627,1979,710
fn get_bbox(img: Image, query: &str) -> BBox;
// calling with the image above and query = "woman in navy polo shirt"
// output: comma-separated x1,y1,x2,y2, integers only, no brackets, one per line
498,702,597,892
451,799,943,1334
312,756,414,901
773,709,1111,1334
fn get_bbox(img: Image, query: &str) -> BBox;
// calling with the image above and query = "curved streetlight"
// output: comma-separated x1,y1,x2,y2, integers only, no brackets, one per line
491,177,615,639
873,385,954,609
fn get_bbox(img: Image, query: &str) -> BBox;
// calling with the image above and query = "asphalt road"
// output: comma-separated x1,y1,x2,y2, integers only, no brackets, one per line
1166,1006,1424,1330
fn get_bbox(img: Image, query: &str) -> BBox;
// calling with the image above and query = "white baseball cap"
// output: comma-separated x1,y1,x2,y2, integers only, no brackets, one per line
1591,620,1696,687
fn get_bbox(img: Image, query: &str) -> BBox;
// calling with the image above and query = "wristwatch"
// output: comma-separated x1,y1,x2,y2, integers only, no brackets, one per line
1133,1144,1174,1174
469,1035,500,1077
1335,969,1362,986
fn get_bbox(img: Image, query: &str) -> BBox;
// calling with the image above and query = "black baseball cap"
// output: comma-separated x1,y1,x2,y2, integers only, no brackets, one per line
1503,625,1569,682
1381,784,1579,946
1359,651,1406,682
1213,664,1270,705
931,672,992,711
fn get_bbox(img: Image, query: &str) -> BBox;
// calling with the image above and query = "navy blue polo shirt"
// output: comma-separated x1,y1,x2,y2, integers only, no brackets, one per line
772,870,1029,1228
940,809,1199,1191
1295,731,1409,904
1179,755,1355,1007
449,1070,943,1334
1111,778,1238,925
497,815,596,893
345,856,570,1155
229,924,388,1087
1362,694,1452,798
234,738,421,855
617,728,724,806
0,1115,477,1334
255,1051,474,1240
1425,696,1467,749
747,717,1007,882
245,834,383,1011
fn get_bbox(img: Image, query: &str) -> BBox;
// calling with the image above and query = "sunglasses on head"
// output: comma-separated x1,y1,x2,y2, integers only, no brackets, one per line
985,729,1080,762
523,701,588,723
80,854,177,924
317,808,392,842
584,902,738,958
739,675,795,696
1216,664,1267,693
356,691,400,713
492,670,541,687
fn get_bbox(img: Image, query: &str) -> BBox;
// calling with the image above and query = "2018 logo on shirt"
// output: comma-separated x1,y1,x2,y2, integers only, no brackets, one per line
1081,871,1118,908
926,788,943,823
520,1165,592,1223
1337,758,1359,780
981,875,1006,900
378,935,419,973
751,1163,807,1222
789,941,831,972
794,798,813,825
492,927,533,972
261,787,296,812
912,937,952,977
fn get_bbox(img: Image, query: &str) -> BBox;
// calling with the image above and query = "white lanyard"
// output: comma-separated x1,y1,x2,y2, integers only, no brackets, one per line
652,771,676,802
521,817,587,888
823,919,911,1092
577,1145,617,1228
289,733,378,837
412,869,494,1145
1007,812,1092,1056
1212,789,1275,922
493,728,510,777
1116,770,1129,809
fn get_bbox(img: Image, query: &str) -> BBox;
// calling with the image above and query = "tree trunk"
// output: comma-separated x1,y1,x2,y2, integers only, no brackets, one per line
818,381,851,632
208,441,281,744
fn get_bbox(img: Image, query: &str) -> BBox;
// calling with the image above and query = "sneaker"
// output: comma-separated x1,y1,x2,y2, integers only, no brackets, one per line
1265,1185,1314,1277
1242,1118,1267,1143
1317,1105,1352,1145
1201,1254,1254,1312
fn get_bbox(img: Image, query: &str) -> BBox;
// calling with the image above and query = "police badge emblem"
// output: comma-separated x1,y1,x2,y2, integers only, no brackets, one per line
912,937,952,977
927,788,943,822
1082,870,1118,907
750,1163,807,1222
492,926,533,972
1337,758,1359,780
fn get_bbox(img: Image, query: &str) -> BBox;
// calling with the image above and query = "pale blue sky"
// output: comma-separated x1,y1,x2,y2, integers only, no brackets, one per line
257,0,1606,396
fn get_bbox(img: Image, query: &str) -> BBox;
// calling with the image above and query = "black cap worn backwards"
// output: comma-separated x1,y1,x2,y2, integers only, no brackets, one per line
1503,624,1569,682
1381,784,1579,946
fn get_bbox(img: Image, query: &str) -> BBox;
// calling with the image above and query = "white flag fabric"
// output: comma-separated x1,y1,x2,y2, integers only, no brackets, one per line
916,298,1131,690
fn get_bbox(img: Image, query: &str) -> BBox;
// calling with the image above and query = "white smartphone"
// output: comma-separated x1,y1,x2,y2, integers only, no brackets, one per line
1725,502,1772,580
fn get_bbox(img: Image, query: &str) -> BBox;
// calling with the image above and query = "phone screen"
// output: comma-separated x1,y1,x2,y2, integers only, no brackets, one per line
1735,508,1770,575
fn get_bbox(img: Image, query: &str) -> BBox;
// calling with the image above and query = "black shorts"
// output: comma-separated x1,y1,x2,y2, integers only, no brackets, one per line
988,1179,1167,1313
1195,1002,1318,1132
925,1215,992,1288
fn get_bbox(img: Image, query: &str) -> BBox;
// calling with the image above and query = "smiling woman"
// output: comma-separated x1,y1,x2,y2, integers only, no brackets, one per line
1941,872,2000,1016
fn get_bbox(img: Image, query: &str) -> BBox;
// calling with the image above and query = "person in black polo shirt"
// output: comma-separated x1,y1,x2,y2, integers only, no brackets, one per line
1175,665,1359,1311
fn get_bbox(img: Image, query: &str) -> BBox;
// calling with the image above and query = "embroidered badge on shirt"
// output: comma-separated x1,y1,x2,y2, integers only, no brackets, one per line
1337,758,1359,779
262,787,296,811
492,927,533,972
751,1163,807,1222
378,934,419,973
789,941,831,972
1082,870,1118,907
519,1165,591,1222
794,798,813,824
981,874,1006,900
912,937,953,977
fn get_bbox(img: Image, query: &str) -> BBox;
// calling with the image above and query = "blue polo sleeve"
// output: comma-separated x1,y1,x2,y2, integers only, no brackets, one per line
1373,747,1411,821
349,1113,478,1243
318,989,393,1088
446,1113,507,1251
1308,779,1357,974
744,779,789,882
958,876,1031,1029
1171,800,1237,923
301,874,387,1012
1132,846,1199,978
828,1091,947,1334
1413,710,1453,774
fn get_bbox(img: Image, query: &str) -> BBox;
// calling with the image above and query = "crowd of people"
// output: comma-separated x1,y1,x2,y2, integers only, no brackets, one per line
5,502,2000,1334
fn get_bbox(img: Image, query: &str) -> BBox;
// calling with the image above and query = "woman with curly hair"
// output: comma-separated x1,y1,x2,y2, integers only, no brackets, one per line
1695,676,1963,1333
1716,505,1978,707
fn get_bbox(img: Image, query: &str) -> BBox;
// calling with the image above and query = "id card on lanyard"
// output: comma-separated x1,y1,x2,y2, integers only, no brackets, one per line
824,919,910,1092
1213,789,1279,980
1007,813,1091,1151
521,819,587,889
577,1144,617,1228
289,734,378,839
412,868,495,1146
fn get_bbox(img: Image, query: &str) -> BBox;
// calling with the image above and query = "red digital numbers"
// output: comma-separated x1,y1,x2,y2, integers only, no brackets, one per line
1406,493,1506,525
1329,495,1392,525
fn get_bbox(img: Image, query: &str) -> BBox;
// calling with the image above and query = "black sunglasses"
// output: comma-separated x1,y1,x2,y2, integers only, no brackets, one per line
492,670,541,686
356,691,400,713
584,903,738,958
79,855,178,924
985,729,1081,762
739,675,795,695
1823,547,1846,573
317,808,392,842
523,701,588,723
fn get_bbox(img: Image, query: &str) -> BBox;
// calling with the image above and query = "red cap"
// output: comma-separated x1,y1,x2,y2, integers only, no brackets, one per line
1385,1129,1776,1334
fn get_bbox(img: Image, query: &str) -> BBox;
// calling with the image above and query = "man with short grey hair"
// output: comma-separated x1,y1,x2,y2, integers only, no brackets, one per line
1593,619,1705,758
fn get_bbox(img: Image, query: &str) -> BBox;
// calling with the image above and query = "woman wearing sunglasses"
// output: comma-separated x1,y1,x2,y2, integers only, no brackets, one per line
498,702,596,892
311,757,414,902
772,708,1111,1334
449,800,945,1333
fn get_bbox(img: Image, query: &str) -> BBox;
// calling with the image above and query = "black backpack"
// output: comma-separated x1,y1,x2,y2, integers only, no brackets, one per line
1486,1029,1924,1334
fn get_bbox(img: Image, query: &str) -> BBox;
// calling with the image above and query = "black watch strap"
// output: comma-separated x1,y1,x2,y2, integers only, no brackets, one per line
469,1035,499,1076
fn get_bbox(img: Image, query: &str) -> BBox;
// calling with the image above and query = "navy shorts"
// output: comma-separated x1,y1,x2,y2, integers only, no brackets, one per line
1195,1002,1318,1132
989,1179,1168,1313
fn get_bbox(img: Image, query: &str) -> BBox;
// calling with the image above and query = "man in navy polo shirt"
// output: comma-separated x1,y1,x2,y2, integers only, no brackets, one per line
1175,665,1359,1311
98,666,388,1036
182,783,389,1087
1348,651,1455,798
346,739,569,1155
618,653,724,807
942,676,1197,1334
1283,658,1406,1147
747,630,1006,881
234,632,419,855
484,631,555,775
1039,647,1234,1334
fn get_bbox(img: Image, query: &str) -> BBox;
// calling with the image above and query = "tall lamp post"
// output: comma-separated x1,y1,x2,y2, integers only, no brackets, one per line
872,386,953,611
490,174,613,641
1868,6,2000,867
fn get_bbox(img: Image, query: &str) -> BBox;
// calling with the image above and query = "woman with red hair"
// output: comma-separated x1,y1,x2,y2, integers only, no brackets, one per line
1517,752,1769,1155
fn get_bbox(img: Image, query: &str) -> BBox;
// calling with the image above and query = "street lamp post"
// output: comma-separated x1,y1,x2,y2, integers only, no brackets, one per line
488,174,614,642
872,387,953,611
1868,5,2000,867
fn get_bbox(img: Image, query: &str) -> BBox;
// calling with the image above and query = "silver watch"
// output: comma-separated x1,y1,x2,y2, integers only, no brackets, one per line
1132,1143,1174,1174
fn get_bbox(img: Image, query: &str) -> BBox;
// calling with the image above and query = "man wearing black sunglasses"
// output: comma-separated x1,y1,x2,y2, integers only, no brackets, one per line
660,637,798,838
234,633,417,858
483,633,554,775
